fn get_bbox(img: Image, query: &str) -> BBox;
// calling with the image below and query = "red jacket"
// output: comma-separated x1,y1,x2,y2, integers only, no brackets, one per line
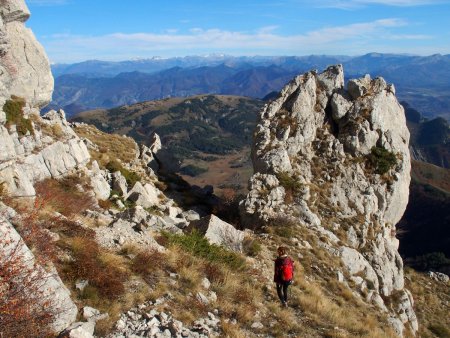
274,255,294,283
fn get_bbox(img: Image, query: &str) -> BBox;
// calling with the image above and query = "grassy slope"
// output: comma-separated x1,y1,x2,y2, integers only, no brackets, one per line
411,160,450,193
405,268,450,338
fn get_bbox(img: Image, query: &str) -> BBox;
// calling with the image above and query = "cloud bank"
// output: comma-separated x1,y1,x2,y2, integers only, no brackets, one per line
40,18,437,63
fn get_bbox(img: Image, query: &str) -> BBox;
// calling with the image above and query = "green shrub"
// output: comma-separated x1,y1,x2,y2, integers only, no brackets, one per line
368,146,397,175
163,230,245,270
144,206,163,216
106,160,141,187
243,238,262,257
274,226,295,238
3,97,34,136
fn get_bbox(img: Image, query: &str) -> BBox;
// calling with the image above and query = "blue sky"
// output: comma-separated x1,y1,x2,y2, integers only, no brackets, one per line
26,0,450,63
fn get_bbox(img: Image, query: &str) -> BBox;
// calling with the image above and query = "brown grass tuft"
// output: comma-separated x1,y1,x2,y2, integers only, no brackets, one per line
35,177,96,216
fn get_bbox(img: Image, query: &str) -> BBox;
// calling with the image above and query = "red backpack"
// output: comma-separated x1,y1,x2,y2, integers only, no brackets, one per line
280,257,294,282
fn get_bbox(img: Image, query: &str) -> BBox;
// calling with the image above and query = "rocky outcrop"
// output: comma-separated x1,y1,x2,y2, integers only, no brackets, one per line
241,65,417,335
0,0,53,109
125,181,161,208
189,214,245,252
139,133,162,173
0,108,91,197
0,0,85,198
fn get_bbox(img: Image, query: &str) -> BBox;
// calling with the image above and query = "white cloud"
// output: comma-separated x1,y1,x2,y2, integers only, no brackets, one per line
41,18,440,63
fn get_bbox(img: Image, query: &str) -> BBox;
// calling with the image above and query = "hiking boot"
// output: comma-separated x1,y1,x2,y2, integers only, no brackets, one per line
282,301,288,308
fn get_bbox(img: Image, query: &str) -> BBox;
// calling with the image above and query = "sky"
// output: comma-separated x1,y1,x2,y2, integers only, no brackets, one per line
25,0,450,64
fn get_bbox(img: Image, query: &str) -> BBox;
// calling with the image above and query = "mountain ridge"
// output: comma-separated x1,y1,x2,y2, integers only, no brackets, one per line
50,53,450,119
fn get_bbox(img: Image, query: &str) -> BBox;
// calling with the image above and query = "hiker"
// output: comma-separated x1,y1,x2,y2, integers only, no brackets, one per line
274,246,294,307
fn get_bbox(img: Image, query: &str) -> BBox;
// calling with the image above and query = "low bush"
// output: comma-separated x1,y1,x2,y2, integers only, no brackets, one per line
368,146,397,175
131,250,167,285
0,213,58,337
0,247,56,337
3,96,34,136
163,230,245,270
61,237,127,299
35,177,96,217
276,172,303,203
106,160,141,187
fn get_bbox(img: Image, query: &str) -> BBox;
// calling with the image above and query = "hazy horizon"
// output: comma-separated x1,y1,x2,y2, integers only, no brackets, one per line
50,51,450,65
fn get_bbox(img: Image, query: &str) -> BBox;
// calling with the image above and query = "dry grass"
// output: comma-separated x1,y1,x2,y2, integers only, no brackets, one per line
74,124,138,167
405,267,450,338
34,176,96,217
4,166,425,337
60,236,128,299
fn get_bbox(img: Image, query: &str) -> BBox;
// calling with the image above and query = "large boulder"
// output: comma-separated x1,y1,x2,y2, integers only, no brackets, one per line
125,182,161,208
188,215,245,252
89,161,110,200
112,171,128,196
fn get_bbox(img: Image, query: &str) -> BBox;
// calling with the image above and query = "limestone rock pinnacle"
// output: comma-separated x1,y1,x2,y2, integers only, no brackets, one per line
241,65,417,335
0,0,53,109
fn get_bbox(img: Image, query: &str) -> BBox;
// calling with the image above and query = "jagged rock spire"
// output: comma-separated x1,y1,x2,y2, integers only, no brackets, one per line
241,65,417,336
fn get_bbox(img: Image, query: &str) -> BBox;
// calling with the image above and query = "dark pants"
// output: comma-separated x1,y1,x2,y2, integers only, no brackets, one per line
276,282,290,303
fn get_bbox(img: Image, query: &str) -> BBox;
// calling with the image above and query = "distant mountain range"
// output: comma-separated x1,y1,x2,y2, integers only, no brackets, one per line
50,53,450,119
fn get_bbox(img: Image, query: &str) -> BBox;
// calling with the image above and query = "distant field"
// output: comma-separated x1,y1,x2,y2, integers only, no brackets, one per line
179,148,253,196
411,160,450,193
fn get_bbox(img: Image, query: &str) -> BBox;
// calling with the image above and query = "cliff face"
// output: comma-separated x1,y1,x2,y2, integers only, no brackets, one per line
0,0,53,109
241,65,417,336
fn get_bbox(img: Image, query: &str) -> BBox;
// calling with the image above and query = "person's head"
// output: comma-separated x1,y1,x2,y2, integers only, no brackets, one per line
277,246,287,256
